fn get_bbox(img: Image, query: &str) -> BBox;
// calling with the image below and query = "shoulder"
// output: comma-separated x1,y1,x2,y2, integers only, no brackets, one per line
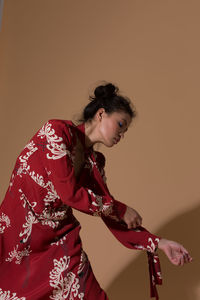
38,119,76,144
45,119,74,130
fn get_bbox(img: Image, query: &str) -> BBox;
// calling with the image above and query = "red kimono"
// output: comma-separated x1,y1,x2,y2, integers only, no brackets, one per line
0,119,162,300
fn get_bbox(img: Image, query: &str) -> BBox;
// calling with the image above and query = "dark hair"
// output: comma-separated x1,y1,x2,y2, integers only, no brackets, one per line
81,82,136,122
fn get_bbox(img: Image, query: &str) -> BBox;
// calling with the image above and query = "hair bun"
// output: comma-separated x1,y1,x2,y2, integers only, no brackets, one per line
94,83,118,100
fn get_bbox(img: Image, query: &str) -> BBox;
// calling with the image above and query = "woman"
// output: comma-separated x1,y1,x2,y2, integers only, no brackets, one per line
0,83,192,300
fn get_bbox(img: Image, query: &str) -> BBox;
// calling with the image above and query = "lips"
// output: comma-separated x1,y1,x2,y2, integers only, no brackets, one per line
114,138,120,144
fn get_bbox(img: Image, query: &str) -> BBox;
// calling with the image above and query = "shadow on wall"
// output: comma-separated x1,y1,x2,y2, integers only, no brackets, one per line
106,204,200,300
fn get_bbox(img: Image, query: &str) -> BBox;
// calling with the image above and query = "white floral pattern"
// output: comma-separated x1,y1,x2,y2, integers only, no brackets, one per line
18,166,60,209
51,235,67,246
9,142,38,188
19,189,37,210
19,189,68,230
5,245,31,264
147,237,160,253
77,250,88,275
133,245,145,250
19,211,38,243
88,189,113,216
0,288,26,300
43,181,60,205
38,206,68,229
18,142,38,173
49,256,84,300
37,122,70,160
28,171,60,205
0,213,11,234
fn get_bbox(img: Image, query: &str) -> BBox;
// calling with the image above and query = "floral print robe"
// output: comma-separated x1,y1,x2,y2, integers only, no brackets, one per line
0,120,162,300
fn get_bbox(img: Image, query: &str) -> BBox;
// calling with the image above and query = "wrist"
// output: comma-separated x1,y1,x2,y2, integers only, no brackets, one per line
157,238,167,250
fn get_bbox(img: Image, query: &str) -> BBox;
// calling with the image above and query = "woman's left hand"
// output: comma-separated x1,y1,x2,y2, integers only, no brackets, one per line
122,206,143,229
158,238,193,266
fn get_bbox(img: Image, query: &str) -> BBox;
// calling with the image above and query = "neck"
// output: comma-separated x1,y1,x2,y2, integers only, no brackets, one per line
84,120,99,148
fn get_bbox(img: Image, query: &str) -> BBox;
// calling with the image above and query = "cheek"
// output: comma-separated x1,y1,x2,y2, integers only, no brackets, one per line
100,120,115,139
107,124,119,142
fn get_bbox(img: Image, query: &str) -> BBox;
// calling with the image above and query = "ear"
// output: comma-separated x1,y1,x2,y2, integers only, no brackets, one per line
96,108,105,121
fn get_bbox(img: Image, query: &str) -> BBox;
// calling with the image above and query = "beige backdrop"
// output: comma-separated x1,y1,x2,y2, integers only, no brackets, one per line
0,1,200,299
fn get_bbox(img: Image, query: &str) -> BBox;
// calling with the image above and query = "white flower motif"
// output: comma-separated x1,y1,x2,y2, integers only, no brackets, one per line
9,148,33,187
5,245,32,264
88,189,113,216
0,288,26,300
147,238,160,253
37,205,68,229
28,171,60,205
0,213,11,234
77,251,88,275
134,245,145,250
157,271,162,280
49,256,84,300
24,140,36,150
51,236,67,246
29,171,45,187
18,142,38,171
43,181,60,205
9,174,15,189
19,189,37,209
19,212,38,243
37,122,70,160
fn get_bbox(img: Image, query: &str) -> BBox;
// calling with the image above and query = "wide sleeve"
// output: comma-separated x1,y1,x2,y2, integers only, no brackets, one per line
93,151,127,219
37,120,124,218
95,151,160,250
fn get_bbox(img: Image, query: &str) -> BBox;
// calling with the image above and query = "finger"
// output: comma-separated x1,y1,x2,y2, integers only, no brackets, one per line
135,221,140,227
127,222,136,229
127,223,132,229
179,245,189,255
184,253,193,263
189,254,193,262
182,254,187,264
180,255,184,266
131,222,137,229
183,253,190,263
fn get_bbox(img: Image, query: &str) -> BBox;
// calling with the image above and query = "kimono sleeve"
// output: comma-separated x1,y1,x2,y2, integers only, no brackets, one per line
95,151,161,250
37,120,122,217
94,151,127,219
93,151,162,299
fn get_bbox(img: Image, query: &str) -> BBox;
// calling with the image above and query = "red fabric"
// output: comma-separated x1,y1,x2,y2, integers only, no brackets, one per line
0,119,162,299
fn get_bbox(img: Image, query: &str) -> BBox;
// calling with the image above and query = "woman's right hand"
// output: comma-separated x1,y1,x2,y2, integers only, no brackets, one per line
122,206,142,229
158,238,193,266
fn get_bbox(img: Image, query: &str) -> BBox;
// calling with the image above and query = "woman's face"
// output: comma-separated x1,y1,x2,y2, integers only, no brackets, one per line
97,110,132,147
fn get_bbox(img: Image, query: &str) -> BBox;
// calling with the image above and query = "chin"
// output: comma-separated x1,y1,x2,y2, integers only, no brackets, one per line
102,141,113,148
108,141,116,147
102,139,115,148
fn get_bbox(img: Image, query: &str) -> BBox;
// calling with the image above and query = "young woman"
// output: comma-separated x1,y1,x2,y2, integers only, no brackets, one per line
0,83,192,300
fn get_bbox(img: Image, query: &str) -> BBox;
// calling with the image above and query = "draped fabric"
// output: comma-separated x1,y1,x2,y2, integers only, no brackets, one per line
0,119,162,299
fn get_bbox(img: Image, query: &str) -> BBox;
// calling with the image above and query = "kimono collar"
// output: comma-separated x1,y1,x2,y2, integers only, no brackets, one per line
76,122,93,154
